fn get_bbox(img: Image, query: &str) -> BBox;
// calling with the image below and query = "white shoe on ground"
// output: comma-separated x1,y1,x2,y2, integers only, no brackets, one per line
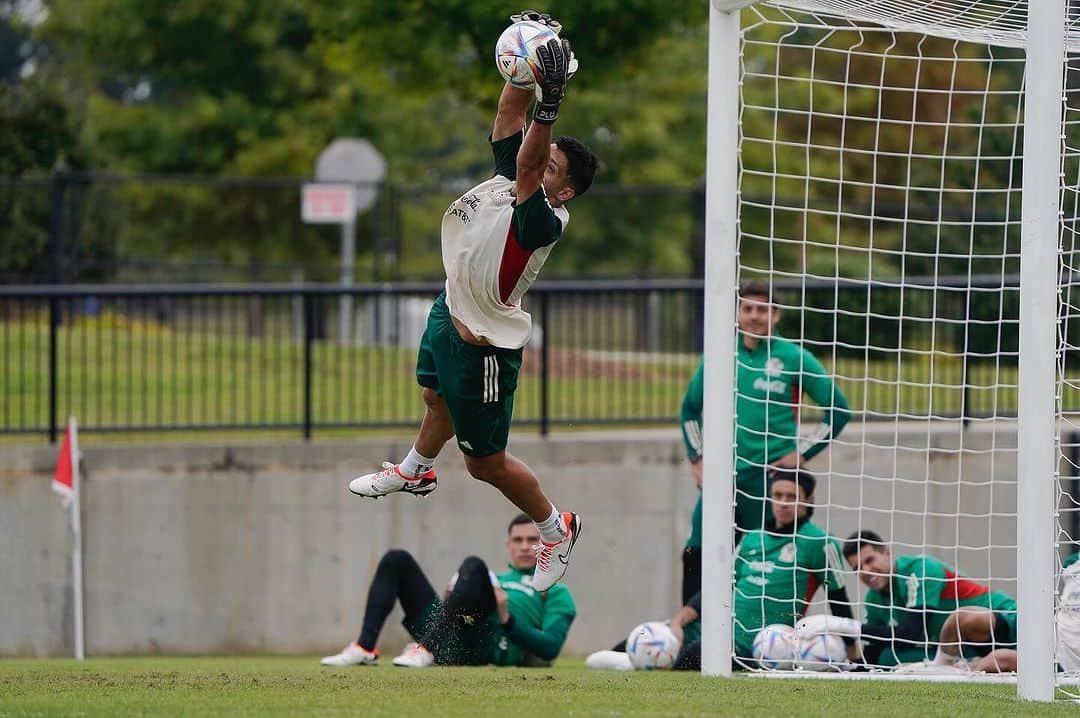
348,462,437,498
392,642,435,668
531,511,582,592
320,642,378,667
585,650,634,671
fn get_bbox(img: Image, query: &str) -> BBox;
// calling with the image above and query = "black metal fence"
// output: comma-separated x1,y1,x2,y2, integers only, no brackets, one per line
0,280,706,441
0,276,1059,442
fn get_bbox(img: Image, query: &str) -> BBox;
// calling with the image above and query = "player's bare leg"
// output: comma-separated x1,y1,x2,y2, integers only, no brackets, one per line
414,388,455,458
349,388,452,499
970,648,1017,673
462,451,549,518
464,451,580,591
936,607,999,666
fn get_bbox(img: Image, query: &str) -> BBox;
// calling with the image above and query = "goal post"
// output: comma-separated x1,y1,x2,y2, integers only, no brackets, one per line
702,0,1072,700
1017,0,1065,702
700,0,742,679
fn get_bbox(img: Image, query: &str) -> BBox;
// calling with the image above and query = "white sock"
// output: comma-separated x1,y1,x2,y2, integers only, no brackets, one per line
536,505,567,545
399,446,436,479
932,647,954,665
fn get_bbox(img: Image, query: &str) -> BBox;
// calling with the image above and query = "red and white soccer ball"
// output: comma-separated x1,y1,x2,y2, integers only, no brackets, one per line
494,20,559,90
752,624,797,670
625,621,681,670
794,632,847,671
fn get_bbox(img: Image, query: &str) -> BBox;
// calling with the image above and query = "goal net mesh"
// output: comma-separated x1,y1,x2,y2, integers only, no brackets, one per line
731,0,1080,688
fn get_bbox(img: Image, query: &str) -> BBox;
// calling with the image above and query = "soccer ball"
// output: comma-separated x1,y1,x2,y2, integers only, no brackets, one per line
494,21,559,89
625,621,681,670
794,632,847,671
751,624,796,670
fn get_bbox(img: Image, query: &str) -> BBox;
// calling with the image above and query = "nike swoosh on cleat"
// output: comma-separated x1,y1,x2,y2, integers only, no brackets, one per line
404,479,436,496
556,517,581,565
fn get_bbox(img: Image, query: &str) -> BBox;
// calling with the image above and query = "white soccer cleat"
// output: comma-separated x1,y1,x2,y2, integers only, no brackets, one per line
320,642,378,667
348,462,438,499
392,642,435,668
531,511,582,592
585,649,634,671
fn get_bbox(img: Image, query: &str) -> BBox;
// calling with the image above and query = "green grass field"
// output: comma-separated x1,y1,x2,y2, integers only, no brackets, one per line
1,657,1078,717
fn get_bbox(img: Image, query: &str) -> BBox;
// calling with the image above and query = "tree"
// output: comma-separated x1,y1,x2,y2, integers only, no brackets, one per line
29,0,710,279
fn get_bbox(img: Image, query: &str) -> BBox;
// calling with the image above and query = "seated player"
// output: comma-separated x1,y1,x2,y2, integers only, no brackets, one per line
321,514,575,668
586,469,854,670
797,530,1017,672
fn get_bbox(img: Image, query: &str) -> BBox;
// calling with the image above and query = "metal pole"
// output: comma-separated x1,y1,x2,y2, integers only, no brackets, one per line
339,219,355,345
700,0,741,678
69,417,85,661
303,292,314,440
1017,0,1065,701
48,297,59,443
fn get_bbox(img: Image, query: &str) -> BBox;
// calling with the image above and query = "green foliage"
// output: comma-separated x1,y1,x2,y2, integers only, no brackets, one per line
738,22,1026,282
0,1,709,280
38,0,705,181
0,2,1048,283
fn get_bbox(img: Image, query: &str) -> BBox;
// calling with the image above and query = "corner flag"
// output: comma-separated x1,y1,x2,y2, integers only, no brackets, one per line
52,420,76,506
52,417,85,660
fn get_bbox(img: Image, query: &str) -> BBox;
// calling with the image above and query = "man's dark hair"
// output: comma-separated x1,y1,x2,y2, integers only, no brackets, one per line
767,468,816,498
739,279,774,303
843,529,887,559
508,513,534,533
555,135,599,198
768,468,816,521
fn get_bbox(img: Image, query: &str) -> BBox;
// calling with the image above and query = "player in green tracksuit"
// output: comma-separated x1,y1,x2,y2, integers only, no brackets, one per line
809,530,1017,672
585,469,855,672
667,469,855,668
321,514,575,668
487,562,576,666
679,281,851,602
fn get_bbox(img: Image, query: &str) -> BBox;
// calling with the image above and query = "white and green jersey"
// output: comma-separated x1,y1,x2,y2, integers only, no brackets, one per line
441,130,568,349
733,521,846,655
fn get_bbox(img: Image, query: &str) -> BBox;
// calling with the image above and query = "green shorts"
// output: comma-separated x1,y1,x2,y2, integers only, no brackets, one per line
402,597,497,666
416,293,523,458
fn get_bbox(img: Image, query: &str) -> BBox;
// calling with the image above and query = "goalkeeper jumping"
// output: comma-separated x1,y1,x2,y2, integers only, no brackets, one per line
347,10,598,594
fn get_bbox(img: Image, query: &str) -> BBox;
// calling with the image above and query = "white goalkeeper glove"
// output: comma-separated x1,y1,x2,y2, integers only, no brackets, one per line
794,614,861,640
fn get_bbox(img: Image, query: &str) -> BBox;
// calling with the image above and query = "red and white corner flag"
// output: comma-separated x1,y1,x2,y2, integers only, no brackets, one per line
52,419,77,507
52,416,85,660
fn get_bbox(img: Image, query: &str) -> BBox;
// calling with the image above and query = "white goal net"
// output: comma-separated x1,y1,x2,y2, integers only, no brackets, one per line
702,0,1080,700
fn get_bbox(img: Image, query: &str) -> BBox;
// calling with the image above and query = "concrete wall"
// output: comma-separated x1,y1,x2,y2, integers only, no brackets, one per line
0,422,1036,659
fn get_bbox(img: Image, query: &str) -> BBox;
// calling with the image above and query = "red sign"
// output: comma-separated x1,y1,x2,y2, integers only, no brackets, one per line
302,183,357,224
